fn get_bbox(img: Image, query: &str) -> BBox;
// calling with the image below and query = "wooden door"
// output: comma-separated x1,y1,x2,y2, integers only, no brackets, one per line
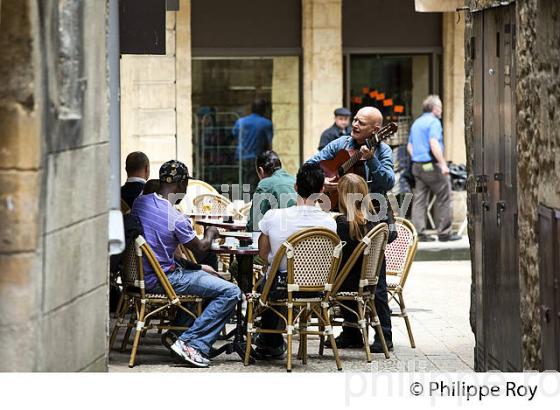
471,3,522,371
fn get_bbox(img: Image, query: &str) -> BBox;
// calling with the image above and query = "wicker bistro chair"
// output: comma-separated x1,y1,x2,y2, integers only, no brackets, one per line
328,224,391,362
244,227,345,372
192,193,243,218
109,236,203,368
384,217,418,348
177,179,219,214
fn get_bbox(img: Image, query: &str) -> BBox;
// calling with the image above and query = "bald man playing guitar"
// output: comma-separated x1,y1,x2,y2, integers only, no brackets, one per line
306,106,396,354
307,106,395,198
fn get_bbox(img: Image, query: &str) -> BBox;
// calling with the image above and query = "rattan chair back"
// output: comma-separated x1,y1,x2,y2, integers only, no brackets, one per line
121,240,141,289
384,217,418,287
261,227,344,299
193,193,237,216
177,179,218,213
332,224,389,294
135,236,179,301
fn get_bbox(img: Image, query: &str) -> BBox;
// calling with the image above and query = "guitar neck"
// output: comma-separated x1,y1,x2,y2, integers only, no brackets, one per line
338,122,397,176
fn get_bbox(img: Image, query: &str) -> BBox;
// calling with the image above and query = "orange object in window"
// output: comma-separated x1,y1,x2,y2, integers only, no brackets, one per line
369,90,378,98
394,105,404,113
352,96,363,104
376,92,385,101
383,98,393,107
361,87,370,94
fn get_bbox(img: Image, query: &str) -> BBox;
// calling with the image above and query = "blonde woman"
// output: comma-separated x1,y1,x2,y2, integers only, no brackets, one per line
325,173,393,352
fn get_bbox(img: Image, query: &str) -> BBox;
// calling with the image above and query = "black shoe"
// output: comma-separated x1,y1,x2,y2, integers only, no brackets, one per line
369,340,394,353
418,234,436,242
254,337,287,360
162,331,179,351
438,234,462,242
325,334,364,349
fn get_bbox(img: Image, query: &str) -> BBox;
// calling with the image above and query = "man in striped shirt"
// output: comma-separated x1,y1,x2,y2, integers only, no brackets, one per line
131,160,241,368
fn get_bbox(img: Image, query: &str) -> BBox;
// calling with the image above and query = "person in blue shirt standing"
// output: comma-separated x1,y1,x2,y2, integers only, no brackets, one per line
232,99,273,194
307,106,395,354
408,95,460,242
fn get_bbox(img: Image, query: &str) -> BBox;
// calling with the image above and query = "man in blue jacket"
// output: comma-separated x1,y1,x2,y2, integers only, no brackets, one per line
306,106,395,353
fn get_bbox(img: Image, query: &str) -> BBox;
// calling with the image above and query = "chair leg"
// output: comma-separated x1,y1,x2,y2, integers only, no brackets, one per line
120,309,136,352
397,291,416,348
244,301,254,366
318,323,325,356
300,311,308,365
358,299,372,363
109,294,128,351
369,300,390,359
286,305,293,372
297,315,304,361
128,303,146,368
323,307,342,371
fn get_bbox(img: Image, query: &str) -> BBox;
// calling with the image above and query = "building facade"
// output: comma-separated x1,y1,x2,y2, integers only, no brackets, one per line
120,0,467,189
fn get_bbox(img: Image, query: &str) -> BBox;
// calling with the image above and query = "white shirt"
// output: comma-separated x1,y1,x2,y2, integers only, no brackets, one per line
258,205,337,272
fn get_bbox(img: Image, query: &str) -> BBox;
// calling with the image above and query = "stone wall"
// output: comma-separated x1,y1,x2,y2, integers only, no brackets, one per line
516,0,560,369
465,0,560,369
0,0,109,371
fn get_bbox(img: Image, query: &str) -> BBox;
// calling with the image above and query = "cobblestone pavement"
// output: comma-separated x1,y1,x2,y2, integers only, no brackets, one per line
109,260,474,372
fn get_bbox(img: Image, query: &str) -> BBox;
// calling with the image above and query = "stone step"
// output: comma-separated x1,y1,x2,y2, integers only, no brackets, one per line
413,235,471,261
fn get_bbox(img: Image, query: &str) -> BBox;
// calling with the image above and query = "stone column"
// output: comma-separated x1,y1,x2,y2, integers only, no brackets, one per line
272,56,300,175
302,0,343,161
176,0,193,170
442,12,466,164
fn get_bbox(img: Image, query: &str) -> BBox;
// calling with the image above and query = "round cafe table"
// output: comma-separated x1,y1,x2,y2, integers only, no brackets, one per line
208,244,259,362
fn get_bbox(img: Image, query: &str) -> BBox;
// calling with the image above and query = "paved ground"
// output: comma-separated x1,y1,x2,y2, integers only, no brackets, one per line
109,260,474,373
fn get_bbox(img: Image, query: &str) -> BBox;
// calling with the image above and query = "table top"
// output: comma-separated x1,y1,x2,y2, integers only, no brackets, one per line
195,219,248,231
186,212,231,219
210,244,259,255
219,231,252,239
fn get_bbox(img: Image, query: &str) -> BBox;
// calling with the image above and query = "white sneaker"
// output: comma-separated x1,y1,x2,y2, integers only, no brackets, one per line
170,340,209,368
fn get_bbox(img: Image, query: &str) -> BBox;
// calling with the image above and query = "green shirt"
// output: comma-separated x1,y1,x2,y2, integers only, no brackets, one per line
246,169,297,231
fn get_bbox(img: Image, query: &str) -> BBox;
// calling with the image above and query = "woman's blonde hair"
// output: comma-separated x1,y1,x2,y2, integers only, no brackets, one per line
337,173,376,240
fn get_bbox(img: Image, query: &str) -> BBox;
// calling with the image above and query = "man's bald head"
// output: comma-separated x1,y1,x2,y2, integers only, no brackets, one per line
357,107,383,126
351,106,383,143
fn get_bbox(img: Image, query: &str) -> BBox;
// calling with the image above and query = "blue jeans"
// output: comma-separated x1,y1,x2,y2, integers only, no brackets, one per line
148,267,241,355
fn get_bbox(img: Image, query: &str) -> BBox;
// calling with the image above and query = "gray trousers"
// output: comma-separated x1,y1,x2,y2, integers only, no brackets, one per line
411,162,452,237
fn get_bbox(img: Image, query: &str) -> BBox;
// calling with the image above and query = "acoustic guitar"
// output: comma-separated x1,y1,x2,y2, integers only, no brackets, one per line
319,122,398,209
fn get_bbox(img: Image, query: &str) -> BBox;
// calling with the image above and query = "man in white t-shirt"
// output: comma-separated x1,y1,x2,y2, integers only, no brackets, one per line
255,162,336,359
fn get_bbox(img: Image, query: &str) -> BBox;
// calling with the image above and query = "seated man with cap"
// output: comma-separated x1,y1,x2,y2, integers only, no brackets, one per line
131,160,242,368
317,107,352,151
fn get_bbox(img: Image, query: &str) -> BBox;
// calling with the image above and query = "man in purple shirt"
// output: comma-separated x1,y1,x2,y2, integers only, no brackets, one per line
131,160,241,368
